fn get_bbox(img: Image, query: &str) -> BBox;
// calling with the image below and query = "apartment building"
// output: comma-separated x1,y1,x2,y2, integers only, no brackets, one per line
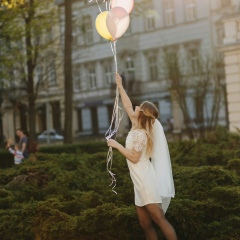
55,0,239,138
221,6,240,131
1,0,239,143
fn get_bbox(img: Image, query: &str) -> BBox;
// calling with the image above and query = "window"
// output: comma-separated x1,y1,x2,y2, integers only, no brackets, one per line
45,26,53,44
81,108,91,132
163,48,179,78
73,68,81,90
104,64,113,86
83,15,93,45
194,95,204,124
91,107,98,135
188,49,200,73
72,18,78,46
88,67,97,89
216,27,224,45
185,0,196,21
148,56,158,81
220,0,231,7
146,15,155,30
126,57,135,80
97,106,109,132
48,62,56,86
77,108,83,132
166,51,178,63
164,1,175,26
36,66,44,86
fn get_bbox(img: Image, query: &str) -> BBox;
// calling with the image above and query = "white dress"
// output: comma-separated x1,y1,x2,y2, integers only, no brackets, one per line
125,129,162,207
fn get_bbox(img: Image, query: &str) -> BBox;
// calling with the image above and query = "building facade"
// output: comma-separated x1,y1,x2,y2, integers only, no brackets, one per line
56,0,238,138
221,9,240,131
1,0,239,144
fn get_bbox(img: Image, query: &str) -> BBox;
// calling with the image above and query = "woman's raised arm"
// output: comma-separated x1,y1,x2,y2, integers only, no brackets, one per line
116,73,134,120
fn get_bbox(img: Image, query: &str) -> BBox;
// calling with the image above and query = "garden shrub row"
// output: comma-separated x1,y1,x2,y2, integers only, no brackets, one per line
0,141,108,168
0,128,239,239
0,151,239,239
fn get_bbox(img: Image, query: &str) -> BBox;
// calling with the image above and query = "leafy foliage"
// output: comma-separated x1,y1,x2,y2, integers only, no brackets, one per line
0,131,239,239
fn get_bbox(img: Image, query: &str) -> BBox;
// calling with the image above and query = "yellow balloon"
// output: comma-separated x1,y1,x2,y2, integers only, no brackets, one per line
95,11,114,41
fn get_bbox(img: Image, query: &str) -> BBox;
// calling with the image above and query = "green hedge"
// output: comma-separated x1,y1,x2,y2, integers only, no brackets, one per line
39,142,107,154
0,150,14,168
0,141,108,169
0,129,239,239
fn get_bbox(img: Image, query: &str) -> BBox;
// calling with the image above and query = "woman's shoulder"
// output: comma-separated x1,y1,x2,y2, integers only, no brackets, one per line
131,128,147,139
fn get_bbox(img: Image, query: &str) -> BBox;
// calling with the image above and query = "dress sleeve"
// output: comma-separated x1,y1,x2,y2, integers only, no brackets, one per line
132,130,147,152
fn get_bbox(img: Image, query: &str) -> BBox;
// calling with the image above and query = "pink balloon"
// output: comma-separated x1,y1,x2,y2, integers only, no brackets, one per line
111,0,134,14
106,7,130,39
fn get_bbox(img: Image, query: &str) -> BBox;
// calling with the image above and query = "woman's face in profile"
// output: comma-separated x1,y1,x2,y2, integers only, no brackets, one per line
132,105,142,118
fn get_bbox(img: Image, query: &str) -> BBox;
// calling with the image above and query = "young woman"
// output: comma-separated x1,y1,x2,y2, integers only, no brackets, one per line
107,73,177,240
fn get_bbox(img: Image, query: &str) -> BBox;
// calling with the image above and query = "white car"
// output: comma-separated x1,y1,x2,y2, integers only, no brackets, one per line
37,129,64,141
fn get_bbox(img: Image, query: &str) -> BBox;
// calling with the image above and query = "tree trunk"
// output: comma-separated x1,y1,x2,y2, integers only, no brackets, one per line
64,0,73,143
175,88,195,139
25,3,36,141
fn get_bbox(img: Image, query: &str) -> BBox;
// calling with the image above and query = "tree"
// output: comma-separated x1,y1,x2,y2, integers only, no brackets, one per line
63,0,73,144
0,0,60,140
162,51,226,139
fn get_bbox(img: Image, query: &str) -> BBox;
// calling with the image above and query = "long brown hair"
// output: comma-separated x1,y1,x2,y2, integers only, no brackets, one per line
138,101,159,154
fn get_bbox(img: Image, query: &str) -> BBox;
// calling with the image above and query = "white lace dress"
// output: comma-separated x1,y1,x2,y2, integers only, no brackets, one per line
126,129,162,206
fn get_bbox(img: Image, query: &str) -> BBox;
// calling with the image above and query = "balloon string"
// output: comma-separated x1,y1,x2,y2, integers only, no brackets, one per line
106,147,117,194
92,0,120,195
105,91,123,194
95,0,102,12
105,0,108,11
105,90,123,140
107,0,112,11
105,41,124,194
113,41,118,73
108,41,118,72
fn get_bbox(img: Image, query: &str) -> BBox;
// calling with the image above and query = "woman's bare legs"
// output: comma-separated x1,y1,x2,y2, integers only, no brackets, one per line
145,204,177,240
136,206,158,240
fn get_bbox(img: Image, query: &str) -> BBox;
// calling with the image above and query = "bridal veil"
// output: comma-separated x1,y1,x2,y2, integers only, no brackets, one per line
151,119,175,213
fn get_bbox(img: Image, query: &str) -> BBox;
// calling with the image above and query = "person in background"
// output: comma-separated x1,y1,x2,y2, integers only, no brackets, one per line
16,129,29,159
6,139,24,165
24,130,38,155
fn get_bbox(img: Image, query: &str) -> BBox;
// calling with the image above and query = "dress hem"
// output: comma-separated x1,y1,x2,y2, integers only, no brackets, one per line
135,201,162,207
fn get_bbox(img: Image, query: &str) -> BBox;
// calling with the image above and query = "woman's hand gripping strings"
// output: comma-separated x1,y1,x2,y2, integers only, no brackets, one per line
115,72,122,88
107,139,142,164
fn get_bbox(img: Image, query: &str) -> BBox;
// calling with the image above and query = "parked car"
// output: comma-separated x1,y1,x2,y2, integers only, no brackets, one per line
37,129,64,141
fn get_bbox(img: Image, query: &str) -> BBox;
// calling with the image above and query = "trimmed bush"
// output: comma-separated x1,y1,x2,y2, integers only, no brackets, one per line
0,135,239,239
0,150,14,168
226,158,240,175
38,142,108,154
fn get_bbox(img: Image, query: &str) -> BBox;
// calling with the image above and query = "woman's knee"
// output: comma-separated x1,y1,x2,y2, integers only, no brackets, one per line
139,218,153,230
146,205,166,224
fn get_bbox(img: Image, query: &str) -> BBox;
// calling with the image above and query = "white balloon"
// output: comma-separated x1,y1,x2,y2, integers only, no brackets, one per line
111,0,134,14
106,7,130,39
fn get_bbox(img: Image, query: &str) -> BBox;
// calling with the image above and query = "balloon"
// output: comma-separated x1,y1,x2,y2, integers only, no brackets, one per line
95,11,114,41
111,0,134,14
106,7,130,39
